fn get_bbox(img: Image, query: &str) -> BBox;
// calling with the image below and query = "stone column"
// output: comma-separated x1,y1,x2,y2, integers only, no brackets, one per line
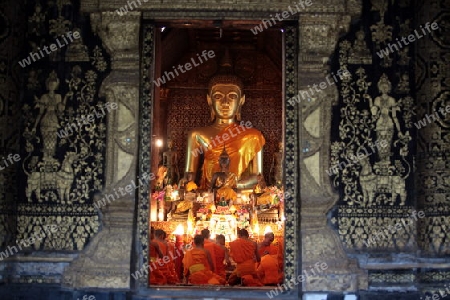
62,11,141,289
298,12,368,291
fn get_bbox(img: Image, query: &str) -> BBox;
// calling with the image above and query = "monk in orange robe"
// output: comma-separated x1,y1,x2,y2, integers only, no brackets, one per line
163,231,180,284
258,232,284,283
154,229,179,284
228,229,262,286
257,254,279,285
149,227,166,285
201,229,219,272
258,232,278,257
215,234,231,280
183,235,226,285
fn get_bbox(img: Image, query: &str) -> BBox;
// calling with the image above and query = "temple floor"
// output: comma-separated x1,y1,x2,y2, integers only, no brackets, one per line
0,284,429,300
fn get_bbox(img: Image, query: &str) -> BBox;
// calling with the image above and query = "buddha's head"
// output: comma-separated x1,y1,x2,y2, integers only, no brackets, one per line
207,51,245,121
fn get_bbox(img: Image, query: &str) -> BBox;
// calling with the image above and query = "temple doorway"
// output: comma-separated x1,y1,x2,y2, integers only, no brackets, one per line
137,20,299,292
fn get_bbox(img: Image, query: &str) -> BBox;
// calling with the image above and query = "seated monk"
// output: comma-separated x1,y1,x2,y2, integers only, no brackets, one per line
200,229,219,273
258,232,284,283
163,231,180,283
210,146,238,204
154,229,179,284
256,254,279,285
149,227,166,285
184,52,265,190
258,232,278,257
215,234,231,280
228,229,262,286
183,235,226,285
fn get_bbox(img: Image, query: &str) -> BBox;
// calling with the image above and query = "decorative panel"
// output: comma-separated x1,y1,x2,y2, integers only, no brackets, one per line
16,0,110,251
330,0,416,252
415,0,450,256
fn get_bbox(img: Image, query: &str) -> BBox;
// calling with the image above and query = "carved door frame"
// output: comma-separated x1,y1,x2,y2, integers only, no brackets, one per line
136,21,300,297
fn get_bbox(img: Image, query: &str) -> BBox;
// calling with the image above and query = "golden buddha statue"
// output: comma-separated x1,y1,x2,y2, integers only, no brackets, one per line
184,53,265,189
210,146,238,205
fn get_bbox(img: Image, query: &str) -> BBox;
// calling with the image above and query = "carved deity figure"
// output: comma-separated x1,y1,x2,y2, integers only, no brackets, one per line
32,71,71,161
370,74,403,161
162,139,180,185
349,30,372,65
210,146,238,206
184,52,265,189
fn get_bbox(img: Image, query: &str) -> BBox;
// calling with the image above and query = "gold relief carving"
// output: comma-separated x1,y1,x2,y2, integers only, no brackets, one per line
62,12,139,289
348,30,372,65
370,272,415,284
25,152,78,204
330,67,412,207
333,206,417,250
17,211,99,251
90,12,140,66
298,12,368,291
370,20,393,67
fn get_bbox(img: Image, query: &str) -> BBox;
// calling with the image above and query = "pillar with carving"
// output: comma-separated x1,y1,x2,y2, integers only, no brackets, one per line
62,11,141,289
298,12,368,291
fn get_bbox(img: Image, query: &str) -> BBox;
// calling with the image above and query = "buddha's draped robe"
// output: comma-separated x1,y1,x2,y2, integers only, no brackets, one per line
149,241,167,285
257,254,280,285
182,247,225,285
201,123,265,188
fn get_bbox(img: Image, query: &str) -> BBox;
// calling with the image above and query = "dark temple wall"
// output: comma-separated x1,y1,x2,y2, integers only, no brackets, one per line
330,0,450,292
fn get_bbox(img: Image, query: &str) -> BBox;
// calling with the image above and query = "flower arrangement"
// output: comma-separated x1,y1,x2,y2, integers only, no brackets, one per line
186,181,198,192
266,186,284,204
152,190,165,202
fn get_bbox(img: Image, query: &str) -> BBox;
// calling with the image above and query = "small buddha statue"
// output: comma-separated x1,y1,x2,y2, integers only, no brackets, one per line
162,139,180,185
184,50,265,189
270,142,284,187
253,173,267,194
210,146,238,206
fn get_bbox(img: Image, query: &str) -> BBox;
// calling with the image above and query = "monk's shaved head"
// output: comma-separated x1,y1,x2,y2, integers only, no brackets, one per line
264,232,274,242
155,229,165,238
201,229,210,239
194,234,205,246
240,229,249,238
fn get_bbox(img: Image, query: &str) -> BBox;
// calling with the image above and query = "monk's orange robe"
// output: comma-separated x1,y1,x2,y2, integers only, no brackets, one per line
203,239,218,272
149,242,166,285
229,238,262,286
257,254,279,285
183,247,225,285
156,240,178,284
214,244,227,279
201,123,265,188
258,244,278,257
166,241,180,283
276,240,284,283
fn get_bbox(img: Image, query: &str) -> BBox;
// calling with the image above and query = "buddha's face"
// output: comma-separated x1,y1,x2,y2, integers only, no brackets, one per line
208,84,245,120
